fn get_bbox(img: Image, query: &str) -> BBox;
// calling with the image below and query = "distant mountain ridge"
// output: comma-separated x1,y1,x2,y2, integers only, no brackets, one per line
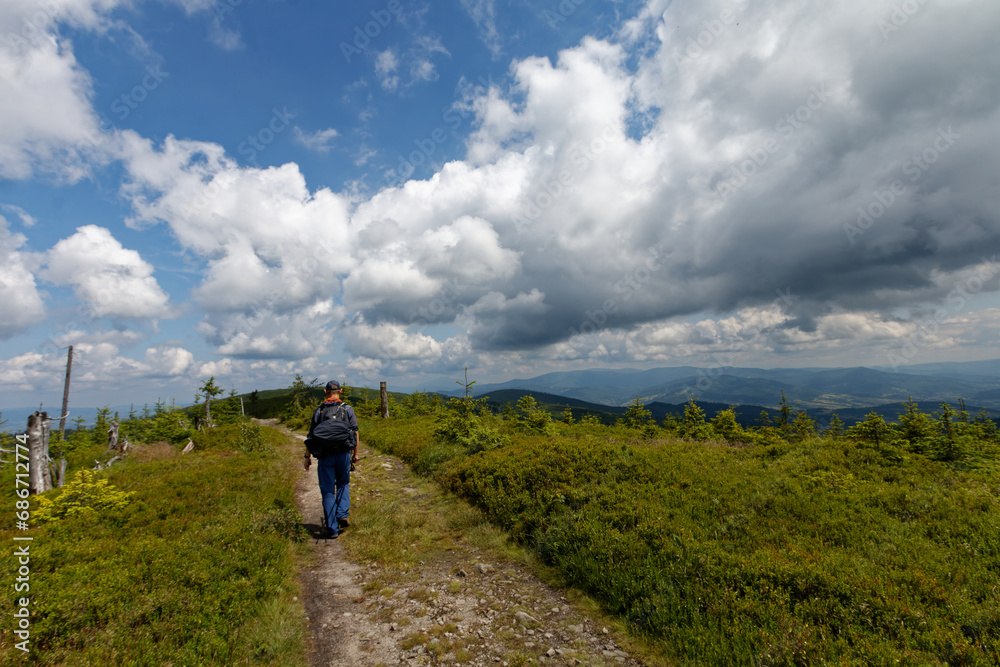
474,388,996,428
0,406,126,434
450,361,1000,411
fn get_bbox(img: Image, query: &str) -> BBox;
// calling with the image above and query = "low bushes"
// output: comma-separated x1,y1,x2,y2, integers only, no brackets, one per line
364,401,1000,666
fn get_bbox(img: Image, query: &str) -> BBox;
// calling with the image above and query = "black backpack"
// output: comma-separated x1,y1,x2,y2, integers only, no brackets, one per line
305,403,355,457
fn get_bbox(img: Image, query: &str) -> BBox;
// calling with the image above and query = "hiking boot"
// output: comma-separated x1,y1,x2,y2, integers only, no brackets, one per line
337,517,350,529
325,526,339,539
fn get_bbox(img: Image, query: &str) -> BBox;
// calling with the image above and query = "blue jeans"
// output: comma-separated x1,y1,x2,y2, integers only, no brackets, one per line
316,451,352,535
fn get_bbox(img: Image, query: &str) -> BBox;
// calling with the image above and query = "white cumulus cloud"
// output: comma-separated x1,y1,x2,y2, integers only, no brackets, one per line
0,215,46,338
42,225,172,319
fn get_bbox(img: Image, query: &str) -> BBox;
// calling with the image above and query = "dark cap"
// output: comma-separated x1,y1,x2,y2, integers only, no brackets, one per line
325,380,342,392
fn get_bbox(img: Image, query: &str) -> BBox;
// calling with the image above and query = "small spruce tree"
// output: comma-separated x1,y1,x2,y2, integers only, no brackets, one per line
561,407,575,425
825,413,845,440
898,397,935,452
198,376,223,426
679,396,712,440
776,391,794,436
846,411,893,450
622,395,653,429
791,409,816,443
711,408,743,442
932,402,963,461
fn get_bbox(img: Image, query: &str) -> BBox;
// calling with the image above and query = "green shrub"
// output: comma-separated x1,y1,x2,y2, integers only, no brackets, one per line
237,419,270,453
34,470,134,523
282,401,317,431
252,500,309,542
790,409,817,442
433,395,510,453
190,419,283,452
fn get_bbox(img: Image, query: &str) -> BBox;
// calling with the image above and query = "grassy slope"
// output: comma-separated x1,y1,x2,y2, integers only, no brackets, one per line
364,414,1000,666
0,424,308,666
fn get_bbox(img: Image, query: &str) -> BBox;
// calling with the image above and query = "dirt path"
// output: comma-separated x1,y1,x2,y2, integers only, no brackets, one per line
294,441,374,666
269,420,653,667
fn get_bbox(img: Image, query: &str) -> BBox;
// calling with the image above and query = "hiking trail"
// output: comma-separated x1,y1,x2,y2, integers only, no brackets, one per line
264,420,651,666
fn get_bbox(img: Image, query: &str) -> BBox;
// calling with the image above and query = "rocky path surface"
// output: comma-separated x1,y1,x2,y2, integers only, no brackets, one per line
272,421,651,667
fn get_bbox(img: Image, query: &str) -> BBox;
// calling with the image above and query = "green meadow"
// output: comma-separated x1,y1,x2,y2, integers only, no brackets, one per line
0,417,308,666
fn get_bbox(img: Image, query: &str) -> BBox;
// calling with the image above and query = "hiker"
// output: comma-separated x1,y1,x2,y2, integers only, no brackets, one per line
303,380,360,539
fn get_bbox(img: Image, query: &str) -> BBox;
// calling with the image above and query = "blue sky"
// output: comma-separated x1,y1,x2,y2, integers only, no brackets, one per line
1,0,999,410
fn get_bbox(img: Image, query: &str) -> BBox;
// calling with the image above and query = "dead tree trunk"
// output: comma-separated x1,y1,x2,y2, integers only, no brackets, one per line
57,346,73,482
27,412,53,495
107,419,119,451
59,345,73,439
41,413,53,491
380,381,389,419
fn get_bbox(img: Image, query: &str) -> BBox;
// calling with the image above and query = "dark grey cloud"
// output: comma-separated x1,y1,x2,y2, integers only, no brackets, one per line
336,0,1000,368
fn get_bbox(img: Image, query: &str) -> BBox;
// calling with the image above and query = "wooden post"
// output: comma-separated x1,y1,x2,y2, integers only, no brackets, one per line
58,345,73,439
240,397,245,416
380,381,389,419
26,412,52,495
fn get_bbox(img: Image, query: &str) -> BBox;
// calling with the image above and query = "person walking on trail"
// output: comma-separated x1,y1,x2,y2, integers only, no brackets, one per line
303,380,359,539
